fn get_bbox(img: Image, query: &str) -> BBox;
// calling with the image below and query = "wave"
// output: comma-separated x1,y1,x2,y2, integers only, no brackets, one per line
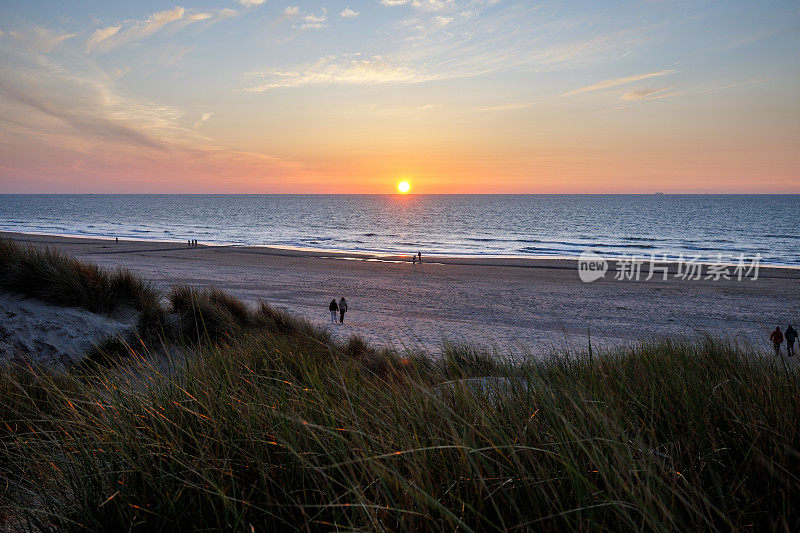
764,234,800,240
595,243,658,250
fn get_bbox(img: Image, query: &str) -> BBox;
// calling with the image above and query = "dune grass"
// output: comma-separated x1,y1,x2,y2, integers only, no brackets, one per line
0,238,159,315
0,336,797,531
0,238,798,530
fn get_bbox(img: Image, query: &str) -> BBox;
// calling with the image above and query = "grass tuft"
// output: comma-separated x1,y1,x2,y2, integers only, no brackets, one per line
0,238,159,315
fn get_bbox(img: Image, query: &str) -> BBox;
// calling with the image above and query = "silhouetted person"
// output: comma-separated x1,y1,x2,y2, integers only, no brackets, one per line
115,237,118,243
188,240,191,247
418,252,422,263
770,326,784,356
412,254,416,264
339,297,348,323
785,325,797,357
329,299,338,324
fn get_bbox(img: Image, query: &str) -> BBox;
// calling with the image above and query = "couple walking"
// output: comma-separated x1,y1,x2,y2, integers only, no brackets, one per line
770,325,797,356
329,297,348,324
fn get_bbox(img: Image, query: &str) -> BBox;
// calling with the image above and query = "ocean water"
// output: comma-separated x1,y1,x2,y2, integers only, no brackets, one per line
0,194,798,266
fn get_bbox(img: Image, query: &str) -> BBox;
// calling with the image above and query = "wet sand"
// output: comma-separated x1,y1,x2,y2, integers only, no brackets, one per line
3,231,799,356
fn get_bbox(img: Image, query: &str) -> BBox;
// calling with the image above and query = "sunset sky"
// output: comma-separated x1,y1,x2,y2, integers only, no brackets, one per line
0,0,798,193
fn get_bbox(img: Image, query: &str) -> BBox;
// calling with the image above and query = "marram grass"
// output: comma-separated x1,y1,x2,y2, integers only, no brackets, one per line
0,238,798,531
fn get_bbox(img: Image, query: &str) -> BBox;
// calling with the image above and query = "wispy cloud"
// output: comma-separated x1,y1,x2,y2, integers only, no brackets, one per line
195,112,213,127
284,6,300,16
86,25,121,52
0,48,306,190
245,55,432,91
340,7,360,19
562,70,676,96
8,26,76,53
85,7,237,53
380,0,484,10
620,87,673,101
474,102,533,112
247,4,647,92
236,0,267,6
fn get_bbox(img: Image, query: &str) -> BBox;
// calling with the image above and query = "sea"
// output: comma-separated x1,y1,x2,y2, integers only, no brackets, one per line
1,194,798,266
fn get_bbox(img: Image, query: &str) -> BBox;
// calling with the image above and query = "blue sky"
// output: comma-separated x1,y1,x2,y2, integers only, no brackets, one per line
0,0,798,192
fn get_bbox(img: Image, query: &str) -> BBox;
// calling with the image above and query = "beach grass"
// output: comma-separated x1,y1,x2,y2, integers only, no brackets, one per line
0,238,159,315
0,239,798,531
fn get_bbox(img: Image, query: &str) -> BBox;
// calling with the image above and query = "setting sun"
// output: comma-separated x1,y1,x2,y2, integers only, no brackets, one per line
397,181,411,193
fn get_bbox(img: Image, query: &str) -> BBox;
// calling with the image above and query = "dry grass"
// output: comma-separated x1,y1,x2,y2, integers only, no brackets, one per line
0,239,798,531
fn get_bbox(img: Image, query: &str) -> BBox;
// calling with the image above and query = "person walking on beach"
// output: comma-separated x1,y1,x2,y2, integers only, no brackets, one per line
770,326,784,356
339,297,348,323
785,325,797,357
329,299,339,324
418,252,422,263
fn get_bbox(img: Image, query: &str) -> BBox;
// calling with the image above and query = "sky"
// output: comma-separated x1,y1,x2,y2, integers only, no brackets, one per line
0,0,798,193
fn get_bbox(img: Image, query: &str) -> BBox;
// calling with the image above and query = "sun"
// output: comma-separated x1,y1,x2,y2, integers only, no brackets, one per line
397,180,411,193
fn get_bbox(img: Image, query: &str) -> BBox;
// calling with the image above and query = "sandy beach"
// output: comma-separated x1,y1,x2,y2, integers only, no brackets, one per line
3,231,799,357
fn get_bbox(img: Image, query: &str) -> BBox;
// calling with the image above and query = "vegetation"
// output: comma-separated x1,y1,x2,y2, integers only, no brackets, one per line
0,238,798,531
0,239,159,315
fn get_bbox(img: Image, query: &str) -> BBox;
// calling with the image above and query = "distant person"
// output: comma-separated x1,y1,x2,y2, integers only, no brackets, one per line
329,299,339,324
115,237,118,243
418,252,422,263
412,254,416,265
770,326,784,356
188,240,191,247
785,325,797,357
339,297,348,323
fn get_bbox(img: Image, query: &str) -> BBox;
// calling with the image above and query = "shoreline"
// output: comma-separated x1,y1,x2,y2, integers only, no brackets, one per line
2,230,799,275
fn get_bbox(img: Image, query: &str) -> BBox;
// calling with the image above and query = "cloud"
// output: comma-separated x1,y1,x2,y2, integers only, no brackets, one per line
283,6,300,16
0,48,307,191
86,7,185,52
86,25,121,52
10,26,76,52
380,0,454,9
0,61,167,150
340,7,359,19
245,55,433,91
217,9,240,20
85,7,236,53
236,0,267,6
110,66,130,79
562,70,676,96
474,102,533,112
301,9,328,30
157,44,197,66
620,87,672,101
195,112,213,127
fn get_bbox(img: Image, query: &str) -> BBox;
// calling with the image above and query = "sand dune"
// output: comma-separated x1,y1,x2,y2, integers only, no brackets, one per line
0,292,134,367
